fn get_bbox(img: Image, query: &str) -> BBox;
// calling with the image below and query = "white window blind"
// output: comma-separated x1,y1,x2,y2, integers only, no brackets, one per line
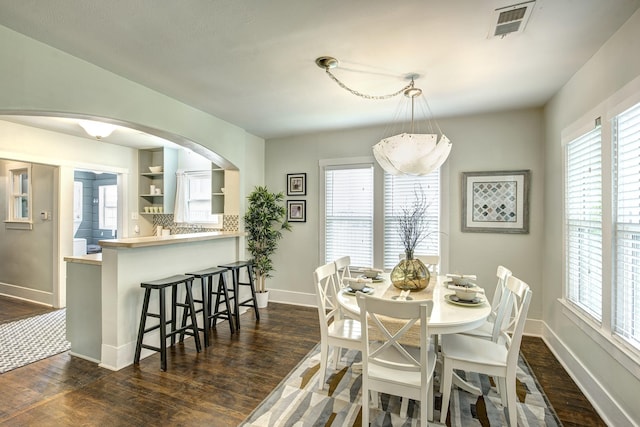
614,102,640,350
324,165,374,267
186,171,220,224
565,127,603,321
383,171,440,269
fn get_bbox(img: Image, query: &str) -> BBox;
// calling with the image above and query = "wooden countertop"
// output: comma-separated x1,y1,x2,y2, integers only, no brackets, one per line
98,231,245,249
64,253,102,266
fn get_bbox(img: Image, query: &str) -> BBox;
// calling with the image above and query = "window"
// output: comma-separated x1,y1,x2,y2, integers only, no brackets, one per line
322,158,444,270
613,102,640,350
186,171,220,224
565,127,603,321
324,164,374,267
5,162,32,229
98,184,118,230
383,171,440,269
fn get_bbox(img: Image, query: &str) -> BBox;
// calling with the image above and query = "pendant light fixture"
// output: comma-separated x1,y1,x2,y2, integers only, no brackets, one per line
78,120,117,140
316,56,451,176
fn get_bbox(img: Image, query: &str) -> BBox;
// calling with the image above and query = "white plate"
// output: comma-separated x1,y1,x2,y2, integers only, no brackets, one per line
444,294,484,306
343,286,374,295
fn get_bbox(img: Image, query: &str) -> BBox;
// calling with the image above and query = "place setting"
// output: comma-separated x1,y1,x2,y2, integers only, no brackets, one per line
342,276,375,295
444,273,486,307
357,267,385,282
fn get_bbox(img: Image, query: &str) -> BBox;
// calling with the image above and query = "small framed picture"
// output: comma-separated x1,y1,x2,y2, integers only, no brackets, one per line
287,200,306,222
287,173,306,196
461,170,531,234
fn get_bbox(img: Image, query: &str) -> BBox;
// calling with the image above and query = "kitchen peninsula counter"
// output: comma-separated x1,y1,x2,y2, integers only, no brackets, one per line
65,231,244,370
99,231,244,249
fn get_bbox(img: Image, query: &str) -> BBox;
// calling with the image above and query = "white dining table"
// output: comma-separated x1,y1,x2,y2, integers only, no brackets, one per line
337,274,492,395
337,274,491,335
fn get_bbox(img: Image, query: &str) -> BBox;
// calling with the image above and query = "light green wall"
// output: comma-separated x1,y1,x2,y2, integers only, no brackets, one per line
0,160,55,292
0,23,264,184
543,10,640,425
266,108,545,319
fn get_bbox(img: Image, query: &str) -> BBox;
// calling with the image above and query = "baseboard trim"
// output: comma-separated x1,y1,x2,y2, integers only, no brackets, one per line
541,323,636,427
0,282,53,306
268,289,316,307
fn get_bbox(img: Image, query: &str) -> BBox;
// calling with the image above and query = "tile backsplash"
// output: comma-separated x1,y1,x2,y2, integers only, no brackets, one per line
152,214,238,234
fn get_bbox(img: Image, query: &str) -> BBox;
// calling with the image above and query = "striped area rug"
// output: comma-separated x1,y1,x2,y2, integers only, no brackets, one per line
241,345,561,426
0,309,70,374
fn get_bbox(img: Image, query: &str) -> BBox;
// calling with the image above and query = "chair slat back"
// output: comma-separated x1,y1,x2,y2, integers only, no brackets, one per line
357,294,433,372
492,265,512,310
499,275,532,368
313,263,339,330
333,256,351,289
489,265,513,340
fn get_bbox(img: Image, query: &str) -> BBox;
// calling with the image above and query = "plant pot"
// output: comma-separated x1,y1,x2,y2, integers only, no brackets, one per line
256,290,270,308
391,250,430,291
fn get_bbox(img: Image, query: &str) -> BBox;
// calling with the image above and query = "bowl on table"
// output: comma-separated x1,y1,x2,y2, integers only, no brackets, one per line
362,268,383,279
446,273,477,287
349,280,367,291
344,277,372,291
454,287,479,301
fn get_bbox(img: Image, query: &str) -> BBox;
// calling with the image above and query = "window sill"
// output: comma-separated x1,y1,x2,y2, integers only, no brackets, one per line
559,298,640,380
4,220,33,230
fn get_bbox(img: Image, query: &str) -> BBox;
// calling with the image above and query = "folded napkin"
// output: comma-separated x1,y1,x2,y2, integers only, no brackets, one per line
445,273,477,281
344,277,373,285
396,290,411,301
364,267,384,274
447,284,485,293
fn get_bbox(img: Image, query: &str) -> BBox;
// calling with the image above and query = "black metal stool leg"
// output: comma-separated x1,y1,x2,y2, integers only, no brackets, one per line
246,266,260,321
134,289,152,364
201,276,210,347
184,279,202,352
159,287,167,371
213,272,235,334
170,284,177,346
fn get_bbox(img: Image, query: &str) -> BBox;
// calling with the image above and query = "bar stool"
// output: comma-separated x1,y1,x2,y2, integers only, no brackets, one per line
218,260,260,329
134,274,202,371
183,266,235,347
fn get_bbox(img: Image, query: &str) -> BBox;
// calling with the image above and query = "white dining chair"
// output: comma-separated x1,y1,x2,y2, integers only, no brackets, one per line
439,275,532,426
356,293,435,426
460,265,512,341
398,253,440,275
313,262,363,390
333,255,352,288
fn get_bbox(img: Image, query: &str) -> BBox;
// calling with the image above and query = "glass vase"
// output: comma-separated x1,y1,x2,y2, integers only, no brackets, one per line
391,250,430,291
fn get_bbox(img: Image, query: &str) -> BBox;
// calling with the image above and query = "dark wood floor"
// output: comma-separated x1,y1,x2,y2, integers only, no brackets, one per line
0,295,604,426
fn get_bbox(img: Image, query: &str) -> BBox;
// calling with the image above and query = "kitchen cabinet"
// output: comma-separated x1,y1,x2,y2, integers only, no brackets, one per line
138,148,178,215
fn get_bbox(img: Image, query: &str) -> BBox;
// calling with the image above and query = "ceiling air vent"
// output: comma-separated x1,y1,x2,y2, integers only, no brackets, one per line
489,1,536,38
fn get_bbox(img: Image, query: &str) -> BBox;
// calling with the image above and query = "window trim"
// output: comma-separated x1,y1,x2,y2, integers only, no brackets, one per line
4,161,33,230
560,73,640,376
319,157,375,267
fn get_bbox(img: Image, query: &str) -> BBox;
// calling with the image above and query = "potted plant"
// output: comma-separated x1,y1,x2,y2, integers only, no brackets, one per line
244,186,292,307
390,188,432,291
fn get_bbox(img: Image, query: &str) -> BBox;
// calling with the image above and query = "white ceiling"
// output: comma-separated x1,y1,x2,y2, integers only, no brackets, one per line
0,0,639,143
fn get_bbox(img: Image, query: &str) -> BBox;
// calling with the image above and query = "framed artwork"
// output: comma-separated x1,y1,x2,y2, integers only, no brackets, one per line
462,170,530,234
287,200,306,222
287,173,306,196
